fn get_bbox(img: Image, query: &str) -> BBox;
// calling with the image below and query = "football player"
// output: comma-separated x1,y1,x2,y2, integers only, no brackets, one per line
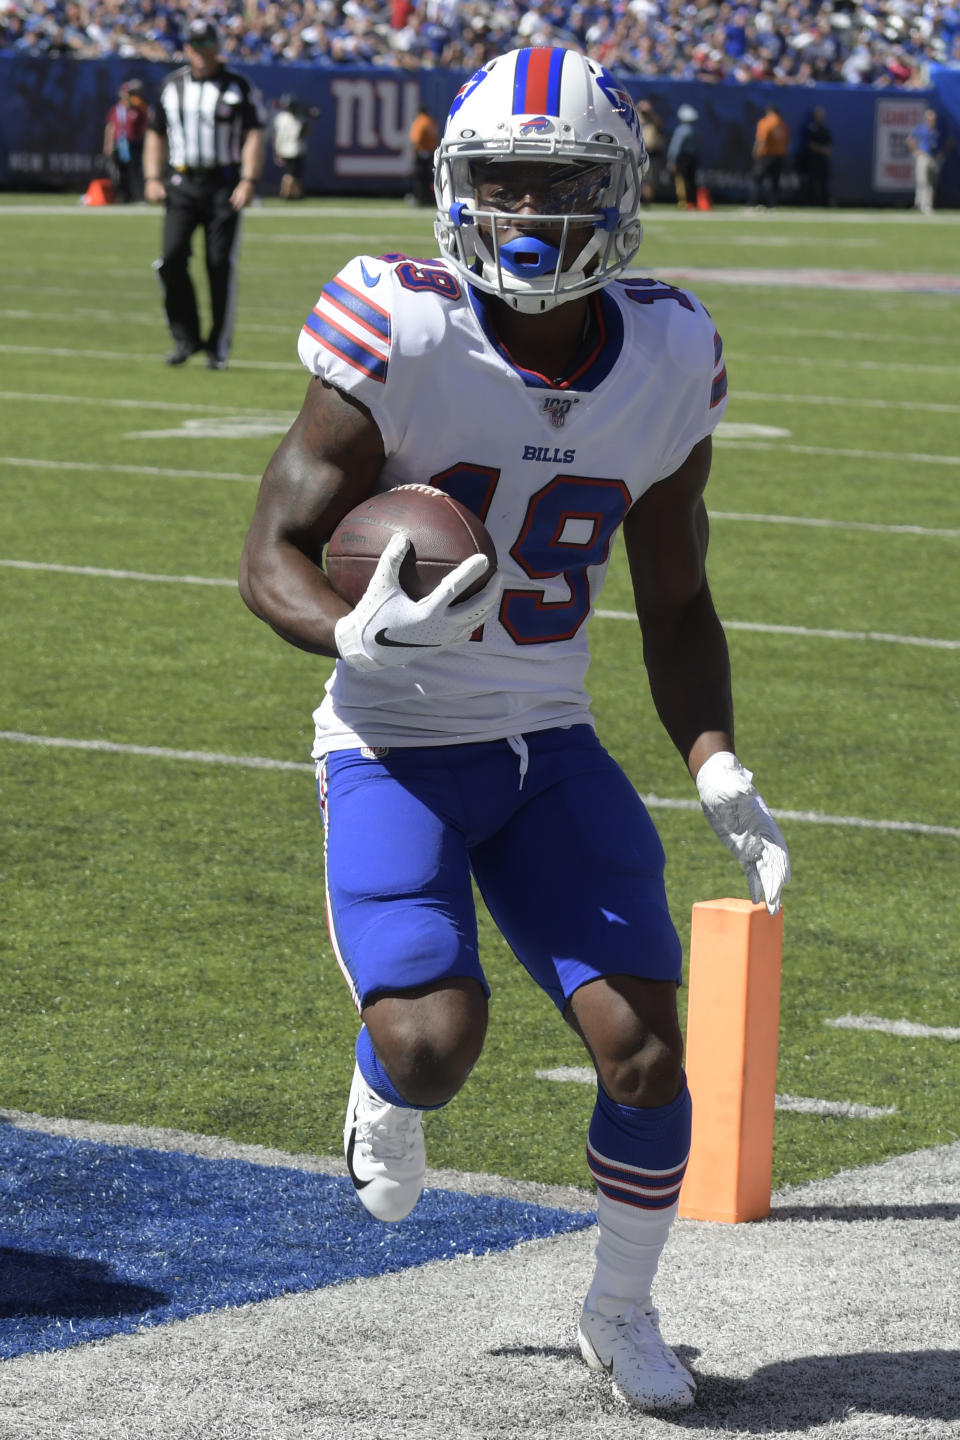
239,46,790,1413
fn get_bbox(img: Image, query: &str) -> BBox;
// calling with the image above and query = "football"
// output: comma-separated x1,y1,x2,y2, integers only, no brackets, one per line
325,484,498,608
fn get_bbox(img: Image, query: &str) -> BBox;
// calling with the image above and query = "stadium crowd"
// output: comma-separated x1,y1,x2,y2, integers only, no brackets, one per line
2,0,958,84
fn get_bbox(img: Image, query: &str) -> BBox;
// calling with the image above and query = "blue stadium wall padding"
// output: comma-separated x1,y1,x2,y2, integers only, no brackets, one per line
0,53,954,205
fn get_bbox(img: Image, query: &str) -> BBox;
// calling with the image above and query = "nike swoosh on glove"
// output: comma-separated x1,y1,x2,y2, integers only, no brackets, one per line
334,531,501,673
695,751,791,915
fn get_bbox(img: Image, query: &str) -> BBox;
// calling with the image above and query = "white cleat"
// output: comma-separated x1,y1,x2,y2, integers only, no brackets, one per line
343,1063,425,1223
578,1300,696,1411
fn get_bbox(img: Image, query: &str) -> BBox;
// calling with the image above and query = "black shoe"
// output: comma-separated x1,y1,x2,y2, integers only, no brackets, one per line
165,342,201,366
206,355,228,371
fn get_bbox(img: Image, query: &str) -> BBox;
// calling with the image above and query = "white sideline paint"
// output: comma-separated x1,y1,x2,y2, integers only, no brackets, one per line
2,731,959,839
2,562,953,649
825,1015,960,1041
535,1070,898,1118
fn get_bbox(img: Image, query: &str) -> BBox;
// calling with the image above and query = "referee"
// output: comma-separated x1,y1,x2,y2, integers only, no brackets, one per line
144,19,266,370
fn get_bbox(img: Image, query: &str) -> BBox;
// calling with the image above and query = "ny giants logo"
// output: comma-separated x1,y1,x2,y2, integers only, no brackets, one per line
541,396,580,428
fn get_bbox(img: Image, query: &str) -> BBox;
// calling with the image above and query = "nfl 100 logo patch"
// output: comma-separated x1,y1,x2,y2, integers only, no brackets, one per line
541,396,580,428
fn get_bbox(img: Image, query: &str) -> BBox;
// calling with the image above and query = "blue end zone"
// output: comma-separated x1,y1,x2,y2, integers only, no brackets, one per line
0,1125,594,1361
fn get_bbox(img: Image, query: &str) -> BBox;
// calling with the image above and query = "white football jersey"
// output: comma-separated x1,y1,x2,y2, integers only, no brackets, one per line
298,254,728,754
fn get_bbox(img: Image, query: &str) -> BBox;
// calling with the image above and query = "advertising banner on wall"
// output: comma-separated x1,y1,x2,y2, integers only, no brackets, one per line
873,96,929,191
0,55,955,207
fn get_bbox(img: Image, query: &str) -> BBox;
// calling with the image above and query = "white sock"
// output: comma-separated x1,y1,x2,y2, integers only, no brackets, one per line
585,1191,679,1316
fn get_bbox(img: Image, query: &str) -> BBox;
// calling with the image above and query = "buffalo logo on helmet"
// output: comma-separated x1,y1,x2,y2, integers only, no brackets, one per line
519,116,555,135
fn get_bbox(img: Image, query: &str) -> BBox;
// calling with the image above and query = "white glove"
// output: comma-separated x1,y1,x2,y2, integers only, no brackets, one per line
334,531,500,673
695,751,791,915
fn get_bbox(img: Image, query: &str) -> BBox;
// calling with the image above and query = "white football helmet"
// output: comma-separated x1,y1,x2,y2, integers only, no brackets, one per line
435,47,648,313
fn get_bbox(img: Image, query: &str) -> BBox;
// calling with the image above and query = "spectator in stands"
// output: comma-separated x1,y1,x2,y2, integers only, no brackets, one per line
103,78,149,202
750,103,790,210
796,105,833,206
0,0,955,86
666,103,699,210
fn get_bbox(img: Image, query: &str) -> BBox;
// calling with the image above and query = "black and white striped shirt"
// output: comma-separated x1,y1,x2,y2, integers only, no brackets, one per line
150,66,266,170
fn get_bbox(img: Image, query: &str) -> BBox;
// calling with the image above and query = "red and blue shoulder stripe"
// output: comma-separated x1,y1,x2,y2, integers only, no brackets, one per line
302,274,392,384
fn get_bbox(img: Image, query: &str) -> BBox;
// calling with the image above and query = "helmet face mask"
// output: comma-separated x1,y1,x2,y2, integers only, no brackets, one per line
434,48,648,314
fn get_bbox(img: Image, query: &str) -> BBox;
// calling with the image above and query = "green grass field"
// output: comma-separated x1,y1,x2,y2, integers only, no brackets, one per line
2,196,958,1195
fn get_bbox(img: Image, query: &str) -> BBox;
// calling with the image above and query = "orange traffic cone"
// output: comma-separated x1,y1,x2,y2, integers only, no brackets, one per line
696,185,713,211
83,178,115,206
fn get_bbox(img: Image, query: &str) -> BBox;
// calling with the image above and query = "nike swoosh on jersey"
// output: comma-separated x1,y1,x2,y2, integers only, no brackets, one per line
345,1125,372,1191
374,629,441,649
359,260,381,288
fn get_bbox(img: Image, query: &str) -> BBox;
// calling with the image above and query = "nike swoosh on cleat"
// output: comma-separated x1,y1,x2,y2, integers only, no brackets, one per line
374,629,441,649
359,260,381,288
345,1125,372,1190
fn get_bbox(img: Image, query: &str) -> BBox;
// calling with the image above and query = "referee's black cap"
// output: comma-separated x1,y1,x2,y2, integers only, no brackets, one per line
186,18,219,46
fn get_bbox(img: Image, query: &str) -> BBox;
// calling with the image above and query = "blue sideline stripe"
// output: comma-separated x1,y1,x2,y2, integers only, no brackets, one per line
0,1125,594,1361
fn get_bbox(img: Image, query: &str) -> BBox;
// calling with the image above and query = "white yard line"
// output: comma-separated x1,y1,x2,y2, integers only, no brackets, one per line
0,560,237,585
2,560,954,649
734,388,960,415
2,730,958,838
710,511,959,539
535,1070,898,1118
0,456,259,482
0,309,293,334
0,343,300,370
594,610,959,651
825,1015,960,1041
741,354,960,374
772,1095,898,1119
735,328,960,349
0,732,310,771
0,389,290,415
714,439,960,466
3,561,955,650
648,266,960,294
6,203,958,224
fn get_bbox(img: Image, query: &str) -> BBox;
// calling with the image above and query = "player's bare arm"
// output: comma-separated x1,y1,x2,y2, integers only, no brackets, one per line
239,377,386,657
622,435,734,777
143,130,167,203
